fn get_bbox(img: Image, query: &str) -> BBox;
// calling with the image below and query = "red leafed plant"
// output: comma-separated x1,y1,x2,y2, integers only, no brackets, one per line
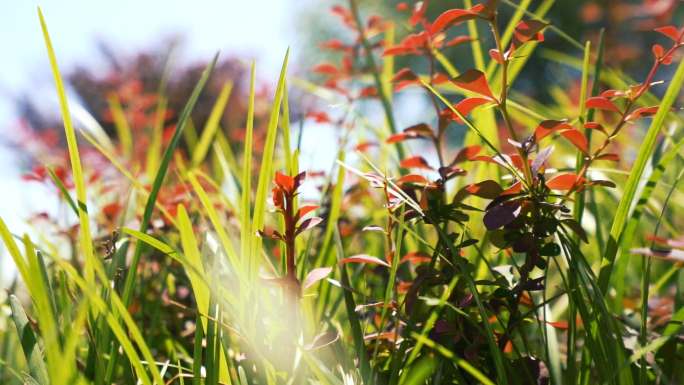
256,171,322,302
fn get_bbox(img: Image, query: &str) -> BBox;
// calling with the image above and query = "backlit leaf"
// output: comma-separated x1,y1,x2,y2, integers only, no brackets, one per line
585,97,621,113
546,174,584,190
534,120,572,142
583,122,608,136
451,69,497,100
400,156,434,170
560,130,589,155
303,267,333,291
655,26,679,42
338,254,391,267
295,217,323,237
429,5,489,35
464,180,503,199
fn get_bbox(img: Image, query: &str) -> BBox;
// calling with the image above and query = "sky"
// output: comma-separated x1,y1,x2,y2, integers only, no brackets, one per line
0,0,298,282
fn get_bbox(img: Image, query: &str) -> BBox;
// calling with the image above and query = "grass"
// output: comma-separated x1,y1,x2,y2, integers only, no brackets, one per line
2,2,684,385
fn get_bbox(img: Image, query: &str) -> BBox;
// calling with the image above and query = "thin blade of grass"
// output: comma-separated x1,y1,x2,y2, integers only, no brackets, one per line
251,48,289,288
192,81,234,168
38,7,97,287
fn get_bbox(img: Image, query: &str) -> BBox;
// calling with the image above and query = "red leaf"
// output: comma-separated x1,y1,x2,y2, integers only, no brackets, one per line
453,145,482,165
359,86,378,98
396,2,409,11
502,181,523,195
601,90,628,98
400,156,434,170
585,97,621,113
453,97,495,123
445,36,474,47
295,217,323,237
464,180,503,199
397,174,430,184
595,153,620,162
382,45,421,57
318,38,346,51
534,120,572,142
432,73,451,85
655,26,680,42
653,44,664,59
583,122,608,136
386,133,409,143
390,68,418,83
546,174,584,190
311,62,343,76
627,106,671,121
400,251,432,264
489,49,503,64
451,69,497,100
274,171,295,193
302,267,333,291
662,56,674,65
560,130,589,155
513,20,551,43
337,254,390,267
306,111,332,123
103,202,121,217
391,68,421,92
545,320,569,330
429,5,489,35
294,205,318,223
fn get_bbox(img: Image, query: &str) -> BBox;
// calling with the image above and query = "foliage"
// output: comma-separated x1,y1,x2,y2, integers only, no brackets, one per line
2,2,684,385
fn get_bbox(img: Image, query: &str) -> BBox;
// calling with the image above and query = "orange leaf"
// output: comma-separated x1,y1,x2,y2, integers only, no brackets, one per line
655,26,680,42
560,130,589,155
429,5,489,35
453,98,495,122
546,174,584,190
451,69,497,100
452,145,482,165
585,97,621,113
583,122,608,136
397,174,430,184
400,156,434,170
534,120,572,142
294,205,318,223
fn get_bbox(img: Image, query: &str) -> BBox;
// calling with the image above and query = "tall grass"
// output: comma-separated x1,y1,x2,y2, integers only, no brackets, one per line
2,2,684,385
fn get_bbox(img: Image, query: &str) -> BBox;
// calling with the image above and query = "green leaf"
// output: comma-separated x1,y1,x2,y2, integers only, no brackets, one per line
192,81,234,167
38,7,97,287
9,295,50,385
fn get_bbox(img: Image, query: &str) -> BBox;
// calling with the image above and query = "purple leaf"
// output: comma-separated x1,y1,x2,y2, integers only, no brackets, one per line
295,217,323,237
531,146,554,176
483,200,521,231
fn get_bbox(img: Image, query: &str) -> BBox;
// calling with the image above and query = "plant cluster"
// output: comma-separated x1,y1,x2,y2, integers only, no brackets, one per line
2,2,684,385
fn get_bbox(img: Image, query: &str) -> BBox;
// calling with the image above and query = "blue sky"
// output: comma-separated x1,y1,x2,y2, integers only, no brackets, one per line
0,0,297,281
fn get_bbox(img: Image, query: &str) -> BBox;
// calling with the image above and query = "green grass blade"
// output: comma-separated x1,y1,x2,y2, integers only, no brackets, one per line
106,93,133,158
38,7,97,287
45,166,78,216
9,295,50,385
192,81,234,168
250,48,289,288
333,226,371,384
598,46,684,293
121,53,218,308
240,59,256,275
